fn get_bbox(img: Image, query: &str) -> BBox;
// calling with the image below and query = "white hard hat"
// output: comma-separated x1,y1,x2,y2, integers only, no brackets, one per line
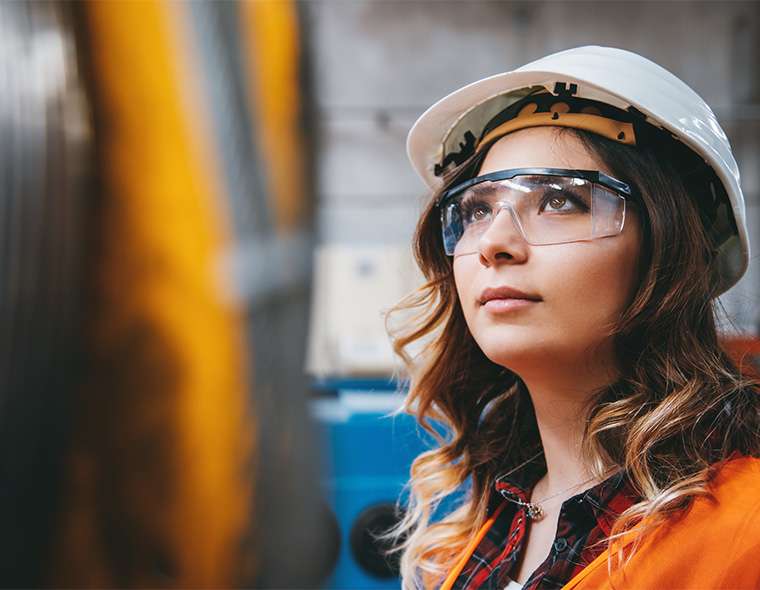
407,45,748,295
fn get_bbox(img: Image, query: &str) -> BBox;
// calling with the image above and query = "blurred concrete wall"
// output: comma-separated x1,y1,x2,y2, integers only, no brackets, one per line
306,0,760,333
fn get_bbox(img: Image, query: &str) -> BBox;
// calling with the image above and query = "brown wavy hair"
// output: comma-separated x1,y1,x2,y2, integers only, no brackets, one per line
386,127,760,588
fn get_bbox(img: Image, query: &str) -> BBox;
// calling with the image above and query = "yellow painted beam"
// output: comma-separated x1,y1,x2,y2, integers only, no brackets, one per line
53,1,252,587
241,0,308,233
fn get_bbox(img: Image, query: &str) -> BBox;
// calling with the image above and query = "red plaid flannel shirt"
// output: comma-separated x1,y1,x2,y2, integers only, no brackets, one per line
449,454,641,590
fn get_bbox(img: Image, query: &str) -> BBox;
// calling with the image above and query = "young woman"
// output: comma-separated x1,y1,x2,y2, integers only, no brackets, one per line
389,46,760,589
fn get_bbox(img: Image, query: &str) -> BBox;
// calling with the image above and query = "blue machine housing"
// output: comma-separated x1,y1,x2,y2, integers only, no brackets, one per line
312,379,439,589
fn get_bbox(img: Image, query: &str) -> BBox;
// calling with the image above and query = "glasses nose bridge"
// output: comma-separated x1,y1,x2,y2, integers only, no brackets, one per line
479,198,527,245
490,182,530,222
494,196,521,218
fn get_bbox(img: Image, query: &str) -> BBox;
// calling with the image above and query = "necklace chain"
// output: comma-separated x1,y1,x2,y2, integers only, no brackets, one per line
494,451,600,521
532,474,598,504
494,450,544,484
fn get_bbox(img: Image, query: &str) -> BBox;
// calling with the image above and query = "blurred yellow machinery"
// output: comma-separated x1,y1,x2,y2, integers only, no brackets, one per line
0,1,320,587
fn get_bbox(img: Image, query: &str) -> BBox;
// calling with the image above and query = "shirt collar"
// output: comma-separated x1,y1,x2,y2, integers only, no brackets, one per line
493,451,546,503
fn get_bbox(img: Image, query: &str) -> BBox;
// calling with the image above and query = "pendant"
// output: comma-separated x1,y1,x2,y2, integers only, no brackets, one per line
526,503,544,520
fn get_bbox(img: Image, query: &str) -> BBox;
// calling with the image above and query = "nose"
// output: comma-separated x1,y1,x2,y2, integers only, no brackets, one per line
477,205,529,266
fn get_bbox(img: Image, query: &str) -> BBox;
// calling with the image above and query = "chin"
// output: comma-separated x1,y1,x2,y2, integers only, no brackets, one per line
475,336,553,373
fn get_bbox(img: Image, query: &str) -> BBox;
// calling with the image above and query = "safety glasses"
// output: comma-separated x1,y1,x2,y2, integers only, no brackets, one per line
437,168,634,257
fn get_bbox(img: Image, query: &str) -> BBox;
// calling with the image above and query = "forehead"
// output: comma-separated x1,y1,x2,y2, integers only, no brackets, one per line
478,127,611,176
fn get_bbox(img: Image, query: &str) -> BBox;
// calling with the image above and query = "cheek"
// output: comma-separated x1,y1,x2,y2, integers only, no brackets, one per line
545,240,641,335
453,256,478,310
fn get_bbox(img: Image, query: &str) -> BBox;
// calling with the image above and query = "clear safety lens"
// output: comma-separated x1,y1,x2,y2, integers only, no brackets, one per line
441,175,626,256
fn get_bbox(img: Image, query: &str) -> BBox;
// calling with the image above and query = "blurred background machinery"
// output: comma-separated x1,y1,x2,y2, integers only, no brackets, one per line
0,1,88,584
0,1,758,589
0,0,325,587
311,380,431,589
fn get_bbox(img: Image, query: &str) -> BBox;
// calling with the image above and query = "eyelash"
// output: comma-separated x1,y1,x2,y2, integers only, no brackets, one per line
538,190,590,213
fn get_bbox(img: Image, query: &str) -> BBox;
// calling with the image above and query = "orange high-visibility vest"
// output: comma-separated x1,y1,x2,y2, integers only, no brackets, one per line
442,456,760,590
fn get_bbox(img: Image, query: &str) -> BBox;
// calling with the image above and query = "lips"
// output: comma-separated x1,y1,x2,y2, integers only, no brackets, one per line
479,286,542,305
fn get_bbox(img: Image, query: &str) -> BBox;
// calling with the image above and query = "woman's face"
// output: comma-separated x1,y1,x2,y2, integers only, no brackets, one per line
453,127,642,375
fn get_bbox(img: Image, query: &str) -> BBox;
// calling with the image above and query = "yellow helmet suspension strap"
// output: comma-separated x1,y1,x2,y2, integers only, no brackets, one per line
476,96,637,154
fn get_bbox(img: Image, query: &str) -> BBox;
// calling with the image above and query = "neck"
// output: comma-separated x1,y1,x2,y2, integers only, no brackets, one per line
517,355,617,496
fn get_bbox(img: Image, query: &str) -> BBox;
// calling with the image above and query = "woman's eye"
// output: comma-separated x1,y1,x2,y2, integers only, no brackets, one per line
539,191,588,214
460,199,492,223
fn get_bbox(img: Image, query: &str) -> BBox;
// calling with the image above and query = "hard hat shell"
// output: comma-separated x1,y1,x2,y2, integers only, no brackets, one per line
407,45,748,295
